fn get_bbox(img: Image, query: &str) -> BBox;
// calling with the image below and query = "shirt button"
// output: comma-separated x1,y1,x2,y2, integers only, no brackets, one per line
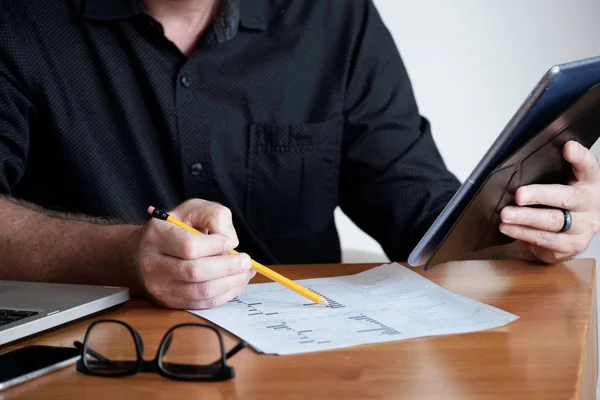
189,162,203,176
180,75,191,88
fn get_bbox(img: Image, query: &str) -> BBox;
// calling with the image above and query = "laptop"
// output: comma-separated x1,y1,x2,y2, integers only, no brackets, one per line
0,281,129,345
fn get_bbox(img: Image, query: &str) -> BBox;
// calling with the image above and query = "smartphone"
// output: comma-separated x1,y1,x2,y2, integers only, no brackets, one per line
0,345,80,391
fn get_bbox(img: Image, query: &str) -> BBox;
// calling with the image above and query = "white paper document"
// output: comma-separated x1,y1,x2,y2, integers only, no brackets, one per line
190,263,518,355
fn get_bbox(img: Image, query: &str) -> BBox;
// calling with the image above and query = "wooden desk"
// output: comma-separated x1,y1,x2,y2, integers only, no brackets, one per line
2,259,597,400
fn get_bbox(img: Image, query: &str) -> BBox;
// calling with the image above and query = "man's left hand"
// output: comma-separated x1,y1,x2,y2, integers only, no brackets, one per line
499,141,600,264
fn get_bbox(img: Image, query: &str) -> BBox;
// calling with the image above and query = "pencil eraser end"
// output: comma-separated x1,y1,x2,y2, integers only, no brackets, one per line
147,206,156,215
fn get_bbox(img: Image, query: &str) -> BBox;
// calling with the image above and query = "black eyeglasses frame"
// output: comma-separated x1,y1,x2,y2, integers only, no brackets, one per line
74,319,247,382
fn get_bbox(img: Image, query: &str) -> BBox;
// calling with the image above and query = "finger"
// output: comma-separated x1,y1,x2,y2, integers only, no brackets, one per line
156,222,235,259
499,223,586,255
190,281,250,310
167,253,252,282
563,141,600,183
515,184,588,212
185,270,254,303
172,199,239,247
155,277,251,310
518,241,572,265
500,206,581,234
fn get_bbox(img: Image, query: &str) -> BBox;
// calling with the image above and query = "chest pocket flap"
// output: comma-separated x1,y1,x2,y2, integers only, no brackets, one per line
246,117,343,238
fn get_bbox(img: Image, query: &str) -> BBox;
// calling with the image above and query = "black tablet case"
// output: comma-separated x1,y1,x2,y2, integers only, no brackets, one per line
425,84,600,270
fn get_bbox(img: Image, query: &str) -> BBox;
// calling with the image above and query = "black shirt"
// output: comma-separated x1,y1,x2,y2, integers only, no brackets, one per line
0,0,460,264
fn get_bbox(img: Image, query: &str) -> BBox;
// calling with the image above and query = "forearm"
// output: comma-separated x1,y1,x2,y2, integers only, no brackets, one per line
0,198,142,289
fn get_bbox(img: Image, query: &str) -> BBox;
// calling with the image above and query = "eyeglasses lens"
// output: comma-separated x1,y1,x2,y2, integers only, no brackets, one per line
84,321,138,375
160,325,224,378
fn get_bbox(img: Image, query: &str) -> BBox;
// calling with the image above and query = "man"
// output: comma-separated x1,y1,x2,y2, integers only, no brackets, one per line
0,0,598,309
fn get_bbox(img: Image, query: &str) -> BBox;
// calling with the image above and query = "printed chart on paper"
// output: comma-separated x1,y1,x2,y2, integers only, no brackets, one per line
190,263,518,355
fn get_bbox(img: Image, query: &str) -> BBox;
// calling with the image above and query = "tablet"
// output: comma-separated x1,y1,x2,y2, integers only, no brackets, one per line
408,55,600,269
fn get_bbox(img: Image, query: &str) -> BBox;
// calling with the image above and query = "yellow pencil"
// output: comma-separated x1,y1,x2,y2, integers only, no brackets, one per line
147,206,329,306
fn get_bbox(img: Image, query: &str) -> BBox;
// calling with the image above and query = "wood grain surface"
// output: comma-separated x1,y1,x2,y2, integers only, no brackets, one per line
1,259,596,400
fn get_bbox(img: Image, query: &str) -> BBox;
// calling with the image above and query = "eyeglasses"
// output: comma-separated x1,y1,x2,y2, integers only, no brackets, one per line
74,319,247,381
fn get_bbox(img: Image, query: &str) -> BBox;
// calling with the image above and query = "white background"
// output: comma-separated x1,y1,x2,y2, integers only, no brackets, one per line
336,0,600,263
333,1,600,395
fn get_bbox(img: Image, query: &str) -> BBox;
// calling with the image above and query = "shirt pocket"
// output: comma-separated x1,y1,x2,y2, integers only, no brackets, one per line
246,117,343,238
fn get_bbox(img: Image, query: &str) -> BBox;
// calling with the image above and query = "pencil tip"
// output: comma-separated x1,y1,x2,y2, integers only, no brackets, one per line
147,206,155,215
319,298,330,306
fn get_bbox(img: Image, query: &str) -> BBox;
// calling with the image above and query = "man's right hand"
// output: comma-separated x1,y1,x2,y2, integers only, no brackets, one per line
131,199,254,309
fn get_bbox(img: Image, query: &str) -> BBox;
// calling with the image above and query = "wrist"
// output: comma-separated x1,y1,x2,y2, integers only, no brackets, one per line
114,224,145,294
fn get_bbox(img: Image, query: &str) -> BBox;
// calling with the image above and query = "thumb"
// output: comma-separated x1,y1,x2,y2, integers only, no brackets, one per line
170,199,239,247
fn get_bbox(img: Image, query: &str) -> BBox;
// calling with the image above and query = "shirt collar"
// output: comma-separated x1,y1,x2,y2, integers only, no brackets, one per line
82,0,268,32
239,0,268,31
82,0,144,21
